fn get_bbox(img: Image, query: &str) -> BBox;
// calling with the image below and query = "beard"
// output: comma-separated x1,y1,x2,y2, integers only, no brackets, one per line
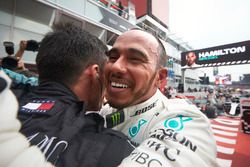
107,71,158,109
187,61,194,66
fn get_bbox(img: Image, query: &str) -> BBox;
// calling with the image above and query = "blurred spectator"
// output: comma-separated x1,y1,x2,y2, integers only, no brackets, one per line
178,83,184,93
168,86,177,98
1,40,38,78
118,1,124,16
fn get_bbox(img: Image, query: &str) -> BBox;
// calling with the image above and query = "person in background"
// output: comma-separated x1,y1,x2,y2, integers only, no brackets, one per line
13,40,38,77
10,23,134,167
118,1,124,17
169,86,177,98
1,40,38,78
100,29,219,167
183,51,201,68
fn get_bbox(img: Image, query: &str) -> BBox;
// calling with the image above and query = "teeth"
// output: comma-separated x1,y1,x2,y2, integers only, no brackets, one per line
111,82,128,88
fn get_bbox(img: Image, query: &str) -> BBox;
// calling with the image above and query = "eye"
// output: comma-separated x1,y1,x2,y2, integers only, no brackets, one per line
128,56,143,62
127,51,148,64
127,53,147,63
106,50,119,62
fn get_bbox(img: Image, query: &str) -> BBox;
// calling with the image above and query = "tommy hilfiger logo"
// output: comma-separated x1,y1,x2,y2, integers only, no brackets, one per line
20,100,55,114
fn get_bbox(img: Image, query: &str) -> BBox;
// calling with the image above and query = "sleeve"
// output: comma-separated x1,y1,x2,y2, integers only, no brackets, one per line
118,102,219,167
2,68,38,86
0,71,53,167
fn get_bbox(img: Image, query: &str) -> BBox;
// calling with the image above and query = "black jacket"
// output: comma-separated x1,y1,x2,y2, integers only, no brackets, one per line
13,82,134,167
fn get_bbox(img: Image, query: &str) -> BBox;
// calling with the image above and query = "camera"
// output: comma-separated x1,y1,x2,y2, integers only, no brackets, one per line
3,41,14,55
25,40,40,52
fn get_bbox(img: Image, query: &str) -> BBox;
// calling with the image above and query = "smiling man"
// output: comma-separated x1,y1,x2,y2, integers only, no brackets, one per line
183,51,201,68
101,29,219,167
104,30,163,108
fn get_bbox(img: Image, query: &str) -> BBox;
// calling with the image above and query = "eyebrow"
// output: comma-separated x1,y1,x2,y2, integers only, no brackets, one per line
107,47,148,58
127,48,148,60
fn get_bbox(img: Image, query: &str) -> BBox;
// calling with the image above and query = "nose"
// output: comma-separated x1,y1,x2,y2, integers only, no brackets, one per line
110,56,127,73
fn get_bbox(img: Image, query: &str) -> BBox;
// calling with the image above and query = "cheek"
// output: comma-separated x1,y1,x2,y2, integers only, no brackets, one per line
133,69,155,87
104,64,111,78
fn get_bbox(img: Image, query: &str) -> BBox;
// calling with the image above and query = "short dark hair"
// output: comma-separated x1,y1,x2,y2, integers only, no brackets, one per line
1,56,18,70
36,23,107,85
129,28,167,68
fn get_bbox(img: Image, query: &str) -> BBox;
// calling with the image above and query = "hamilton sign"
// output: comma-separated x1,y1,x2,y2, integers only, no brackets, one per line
181,40,250,68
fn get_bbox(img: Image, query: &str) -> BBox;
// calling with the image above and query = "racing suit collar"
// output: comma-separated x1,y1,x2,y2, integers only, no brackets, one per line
103,89,168,128
38,81,80,103
123,89,166,117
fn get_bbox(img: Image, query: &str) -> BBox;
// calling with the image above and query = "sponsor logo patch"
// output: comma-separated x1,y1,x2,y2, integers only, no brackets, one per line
131,100,158,117
130,151,164,166
129,119,147,138
164,115,192,131
20,100,55,114
106,110,125,128
150,128,197,152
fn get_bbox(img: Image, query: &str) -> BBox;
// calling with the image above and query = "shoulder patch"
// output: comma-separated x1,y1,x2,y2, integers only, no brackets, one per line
129,119,147,138
164,115,192,131
20,100,55,115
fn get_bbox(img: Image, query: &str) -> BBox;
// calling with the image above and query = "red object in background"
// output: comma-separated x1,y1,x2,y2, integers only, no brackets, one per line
100,0,108,6
185,95,196,100
111,4,120,10
215,78,220,85
121,0,169,28
120,0,169,28
210,116,250,167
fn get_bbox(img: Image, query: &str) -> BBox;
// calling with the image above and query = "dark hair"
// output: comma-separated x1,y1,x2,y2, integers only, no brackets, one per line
26,40,40,52
1,56,18,70
129,28,167,68
36,23,107,85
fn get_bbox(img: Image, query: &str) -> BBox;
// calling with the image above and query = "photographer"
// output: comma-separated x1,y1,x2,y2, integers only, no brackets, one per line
1,40,39,78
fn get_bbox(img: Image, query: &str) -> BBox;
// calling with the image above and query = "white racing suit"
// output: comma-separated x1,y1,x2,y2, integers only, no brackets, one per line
100,90,219,167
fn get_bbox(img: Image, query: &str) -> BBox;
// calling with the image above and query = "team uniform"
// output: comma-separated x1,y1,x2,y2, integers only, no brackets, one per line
100,90,219,167
11,81,134,167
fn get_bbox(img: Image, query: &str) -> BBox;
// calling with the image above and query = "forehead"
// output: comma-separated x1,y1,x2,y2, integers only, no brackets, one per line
187,52,196,57
114,30,159,53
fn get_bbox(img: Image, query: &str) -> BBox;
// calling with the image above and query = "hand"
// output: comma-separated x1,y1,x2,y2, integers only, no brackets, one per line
19,40,27,51
15,40,27,60
17,60,27,71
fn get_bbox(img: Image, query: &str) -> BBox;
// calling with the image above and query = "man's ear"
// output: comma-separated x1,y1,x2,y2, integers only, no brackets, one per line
159,68,167,81
155,68,167,87
86,64,100,79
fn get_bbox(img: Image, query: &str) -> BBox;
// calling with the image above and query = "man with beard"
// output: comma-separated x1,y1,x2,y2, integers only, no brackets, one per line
183,51,201,68
100,29,219,167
